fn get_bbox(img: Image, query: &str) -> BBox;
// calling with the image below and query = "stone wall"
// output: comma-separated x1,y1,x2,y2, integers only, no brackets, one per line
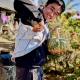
0,66,16,80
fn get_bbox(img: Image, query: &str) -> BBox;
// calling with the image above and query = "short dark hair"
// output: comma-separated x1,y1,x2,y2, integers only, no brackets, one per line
46,0,65,13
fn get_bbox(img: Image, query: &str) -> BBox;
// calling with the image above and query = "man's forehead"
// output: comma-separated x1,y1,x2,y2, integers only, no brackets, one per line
51,3,61,8
51,3,61,11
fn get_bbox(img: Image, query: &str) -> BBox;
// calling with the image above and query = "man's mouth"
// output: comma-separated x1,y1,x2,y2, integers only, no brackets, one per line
47,15,52,20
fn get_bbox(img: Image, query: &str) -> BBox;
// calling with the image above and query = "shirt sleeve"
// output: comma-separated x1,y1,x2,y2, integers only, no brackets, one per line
14,0,43,26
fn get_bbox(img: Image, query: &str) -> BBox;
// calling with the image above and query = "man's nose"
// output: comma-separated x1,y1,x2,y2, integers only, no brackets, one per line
50,13,54,18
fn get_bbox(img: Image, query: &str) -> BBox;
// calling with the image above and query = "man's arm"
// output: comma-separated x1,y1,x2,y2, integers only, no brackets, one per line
14,0,42,26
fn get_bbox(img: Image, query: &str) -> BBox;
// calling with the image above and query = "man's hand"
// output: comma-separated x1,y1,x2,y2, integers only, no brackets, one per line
11,57,15,62
32,21,44,32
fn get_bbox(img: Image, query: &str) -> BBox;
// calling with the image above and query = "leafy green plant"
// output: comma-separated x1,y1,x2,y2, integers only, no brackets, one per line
66,75,77,80
71,42,79,50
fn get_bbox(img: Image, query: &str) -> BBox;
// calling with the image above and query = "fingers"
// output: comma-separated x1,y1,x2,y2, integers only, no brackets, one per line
33,27,42,32
32,22,44,32
11,57,15,62
39,21,44,26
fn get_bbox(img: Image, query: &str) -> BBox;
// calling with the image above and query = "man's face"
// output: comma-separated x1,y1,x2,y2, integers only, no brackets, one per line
43,3,62,22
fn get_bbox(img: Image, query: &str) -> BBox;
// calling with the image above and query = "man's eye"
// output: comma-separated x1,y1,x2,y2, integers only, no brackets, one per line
56,12,60,16
51,7,54,12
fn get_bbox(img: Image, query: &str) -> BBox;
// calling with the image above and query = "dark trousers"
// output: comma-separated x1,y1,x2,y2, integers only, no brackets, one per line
16,66,43,80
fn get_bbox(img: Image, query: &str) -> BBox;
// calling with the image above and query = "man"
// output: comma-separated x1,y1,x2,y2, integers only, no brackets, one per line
12,0,65,80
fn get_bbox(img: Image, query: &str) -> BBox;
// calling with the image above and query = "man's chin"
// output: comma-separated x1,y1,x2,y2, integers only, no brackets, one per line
47,19,53,22
46,17,54,22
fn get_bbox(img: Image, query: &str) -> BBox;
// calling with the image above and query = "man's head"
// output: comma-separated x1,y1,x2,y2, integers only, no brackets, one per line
43,0,65,22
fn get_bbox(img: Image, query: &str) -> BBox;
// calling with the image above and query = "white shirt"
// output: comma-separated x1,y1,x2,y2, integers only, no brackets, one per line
12,22,49,58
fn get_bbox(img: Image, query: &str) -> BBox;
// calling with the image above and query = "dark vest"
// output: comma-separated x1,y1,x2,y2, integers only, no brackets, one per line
15,40,48,68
